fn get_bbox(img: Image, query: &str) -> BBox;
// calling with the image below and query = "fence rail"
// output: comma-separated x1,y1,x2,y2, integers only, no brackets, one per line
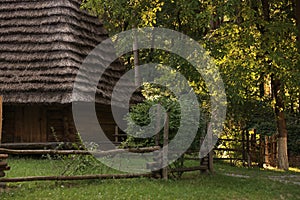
214,130,278,167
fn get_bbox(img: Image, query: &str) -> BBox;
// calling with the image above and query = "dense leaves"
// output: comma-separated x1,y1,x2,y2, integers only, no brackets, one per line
82,0,300,162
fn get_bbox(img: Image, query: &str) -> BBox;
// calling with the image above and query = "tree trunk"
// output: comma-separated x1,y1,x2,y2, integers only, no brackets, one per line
260,0,289,170
295,0,300,113
132,27,141,87
271,78,289,170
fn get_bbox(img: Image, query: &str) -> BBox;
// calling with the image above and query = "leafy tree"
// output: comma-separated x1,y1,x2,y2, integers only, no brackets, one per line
81,0,300,170
207,0,300,170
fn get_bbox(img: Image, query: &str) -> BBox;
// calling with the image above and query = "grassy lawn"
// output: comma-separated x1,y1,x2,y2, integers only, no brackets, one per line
0,156,300,200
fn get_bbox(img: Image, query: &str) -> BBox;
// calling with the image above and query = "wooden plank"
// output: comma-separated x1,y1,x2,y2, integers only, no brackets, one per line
63,116,69,137
1,107,15,142
40,107,47,142
14,106,24,142
23,107,30,142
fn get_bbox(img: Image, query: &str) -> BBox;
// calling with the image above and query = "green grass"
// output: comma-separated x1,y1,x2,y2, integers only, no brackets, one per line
0,157,300,200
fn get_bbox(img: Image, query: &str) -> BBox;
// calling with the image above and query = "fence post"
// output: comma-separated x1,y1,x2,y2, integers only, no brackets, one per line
246,130,251,167
242,130,246,166
114,126,119,144
162,112,169,180
264,135,269,166
208,150,214,173
259,134,263,167
155,104,161,146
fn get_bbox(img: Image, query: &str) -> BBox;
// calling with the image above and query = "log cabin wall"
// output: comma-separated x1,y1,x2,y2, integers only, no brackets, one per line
46,105,78,143
1,104,118,144
2,105,47,143
95,104,120,142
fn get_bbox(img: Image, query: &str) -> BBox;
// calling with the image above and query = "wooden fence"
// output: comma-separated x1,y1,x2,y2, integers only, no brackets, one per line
214,130,278,167
0,113,212,184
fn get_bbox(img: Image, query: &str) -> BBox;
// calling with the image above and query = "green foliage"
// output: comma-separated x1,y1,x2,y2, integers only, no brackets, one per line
286,113,300,155
122,95,206,151
81,0,300,157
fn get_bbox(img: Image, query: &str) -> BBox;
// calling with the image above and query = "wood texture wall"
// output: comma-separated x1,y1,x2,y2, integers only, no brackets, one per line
1,104,118,144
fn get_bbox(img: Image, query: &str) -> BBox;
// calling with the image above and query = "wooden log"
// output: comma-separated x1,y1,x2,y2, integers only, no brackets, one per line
0,154,8,159
0,142,75,150
0,161,7,167
170,166,208,173
0,171,5,178
0,165,10,171
0,173,153,183
0,146,161,156
0,148,91,155
128,146,160,153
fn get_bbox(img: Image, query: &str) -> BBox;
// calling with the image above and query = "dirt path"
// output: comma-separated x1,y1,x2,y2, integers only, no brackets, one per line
268,175,300,185
223,173,300,185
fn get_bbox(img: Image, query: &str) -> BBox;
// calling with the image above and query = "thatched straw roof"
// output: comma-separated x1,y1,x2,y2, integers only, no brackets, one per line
0,0,138,104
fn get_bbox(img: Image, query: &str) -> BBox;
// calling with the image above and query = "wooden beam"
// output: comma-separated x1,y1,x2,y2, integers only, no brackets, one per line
170,166,208,173
0,173,153,183
0,146,160,156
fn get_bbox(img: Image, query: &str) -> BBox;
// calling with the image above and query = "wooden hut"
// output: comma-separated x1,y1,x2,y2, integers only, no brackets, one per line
0,0,138,145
